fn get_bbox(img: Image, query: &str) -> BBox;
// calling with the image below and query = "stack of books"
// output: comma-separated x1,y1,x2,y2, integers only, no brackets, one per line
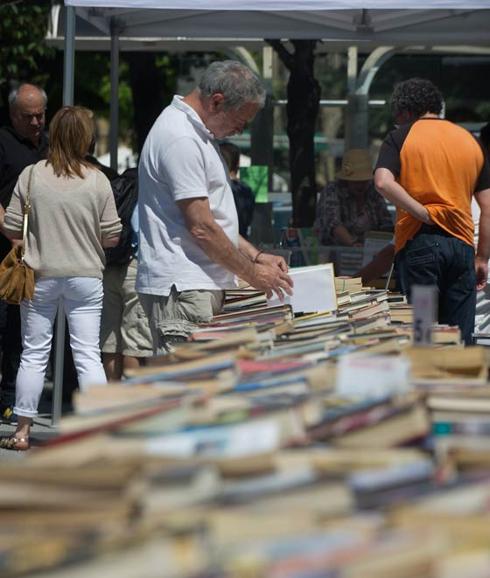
2,266,488,577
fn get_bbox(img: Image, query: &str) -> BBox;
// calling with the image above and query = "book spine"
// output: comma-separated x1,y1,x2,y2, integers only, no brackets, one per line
433,421,490,436
308,403,404,440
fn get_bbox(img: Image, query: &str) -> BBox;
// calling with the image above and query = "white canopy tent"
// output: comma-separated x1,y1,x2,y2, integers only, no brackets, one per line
61,1,490,47
50,0,490,423
59,0,490,150
59,0,490,157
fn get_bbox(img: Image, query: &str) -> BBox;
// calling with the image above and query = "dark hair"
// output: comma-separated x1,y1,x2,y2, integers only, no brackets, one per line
219,141,240,173
480,122,490,152
391,78,443,119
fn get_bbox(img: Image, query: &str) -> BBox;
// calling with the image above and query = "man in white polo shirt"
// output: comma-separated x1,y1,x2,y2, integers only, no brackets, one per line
137,60,293,354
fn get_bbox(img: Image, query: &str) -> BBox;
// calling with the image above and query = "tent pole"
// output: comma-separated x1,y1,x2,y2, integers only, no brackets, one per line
52,5,76,427
62,6,75,107
346,46,395,149
110,18,120,172
347,46,358,95
250,46,274,189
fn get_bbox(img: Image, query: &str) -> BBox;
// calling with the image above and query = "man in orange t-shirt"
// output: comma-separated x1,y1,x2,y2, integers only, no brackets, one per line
374,78,490,344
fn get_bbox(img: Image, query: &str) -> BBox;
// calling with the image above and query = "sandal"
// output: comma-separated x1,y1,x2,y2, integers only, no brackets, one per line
0,435,30,451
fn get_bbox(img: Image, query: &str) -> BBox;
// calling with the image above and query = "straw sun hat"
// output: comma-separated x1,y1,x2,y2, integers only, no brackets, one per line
337,149,373,181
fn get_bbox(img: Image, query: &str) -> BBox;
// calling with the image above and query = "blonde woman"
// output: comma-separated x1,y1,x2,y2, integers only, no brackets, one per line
0,106,121,450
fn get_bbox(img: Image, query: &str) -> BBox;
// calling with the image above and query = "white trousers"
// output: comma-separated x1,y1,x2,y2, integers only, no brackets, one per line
14,277,107,418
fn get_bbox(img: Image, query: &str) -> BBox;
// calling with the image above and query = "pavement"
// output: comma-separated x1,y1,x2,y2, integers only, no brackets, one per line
0,382,69,460
0,417,56,460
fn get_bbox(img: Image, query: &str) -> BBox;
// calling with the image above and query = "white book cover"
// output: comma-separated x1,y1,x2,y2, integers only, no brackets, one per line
268,263,337,314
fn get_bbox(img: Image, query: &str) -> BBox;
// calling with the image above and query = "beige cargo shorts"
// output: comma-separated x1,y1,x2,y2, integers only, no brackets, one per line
139,286,224,355
100,259,153,357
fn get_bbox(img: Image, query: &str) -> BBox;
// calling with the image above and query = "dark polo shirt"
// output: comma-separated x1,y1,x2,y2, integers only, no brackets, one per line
0,126,48,259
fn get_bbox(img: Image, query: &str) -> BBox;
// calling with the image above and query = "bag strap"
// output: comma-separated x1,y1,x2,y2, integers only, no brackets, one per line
21,165,34,258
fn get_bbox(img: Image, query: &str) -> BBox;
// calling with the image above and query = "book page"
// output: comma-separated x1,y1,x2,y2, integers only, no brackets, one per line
268,264,337,313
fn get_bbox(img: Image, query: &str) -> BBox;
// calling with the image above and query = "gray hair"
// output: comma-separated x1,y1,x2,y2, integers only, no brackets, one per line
8,83,48,109
198,60,266,111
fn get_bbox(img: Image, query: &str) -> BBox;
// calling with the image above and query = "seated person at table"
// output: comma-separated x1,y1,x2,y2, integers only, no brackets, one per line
315,149,393,246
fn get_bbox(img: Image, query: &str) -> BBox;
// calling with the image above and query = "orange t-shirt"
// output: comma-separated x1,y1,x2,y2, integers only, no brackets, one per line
376,118,489,253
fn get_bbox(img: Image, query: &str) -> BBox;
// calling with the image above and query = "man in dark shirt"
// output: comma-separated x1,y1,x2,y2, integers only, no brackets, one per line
374,78,490,344
0,84,48,254
0,83,48,421
219,142,255,239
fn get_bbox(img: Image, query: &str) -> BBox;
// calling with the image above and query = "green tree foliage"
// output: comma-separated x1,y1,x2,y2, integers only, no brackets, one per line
0,1,54,102
76,53,134,141
370,54,490,137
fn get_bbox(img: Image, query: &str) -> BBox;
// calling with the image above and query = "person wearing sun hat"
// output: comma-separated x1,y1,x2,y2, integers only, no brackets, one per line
315,148,393,247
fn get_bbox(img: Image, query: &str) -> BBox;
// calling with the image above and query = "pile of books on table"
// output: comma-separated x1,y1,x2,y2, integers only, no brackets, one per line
3,269,490,578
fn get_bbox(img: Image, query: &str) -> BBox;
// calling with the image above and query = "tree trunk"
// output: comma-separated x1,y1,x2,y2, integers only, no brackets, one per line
269,39,321,227
126,53,167,155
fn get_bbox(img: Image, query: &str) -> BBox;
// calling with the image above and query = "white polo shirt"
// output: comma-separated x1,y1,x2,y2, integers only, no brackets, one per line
136,95,239,296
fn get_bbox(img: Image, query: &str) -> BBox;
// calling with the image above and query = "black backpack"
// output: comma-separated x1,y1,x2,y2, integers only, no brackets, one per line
105,167,139,266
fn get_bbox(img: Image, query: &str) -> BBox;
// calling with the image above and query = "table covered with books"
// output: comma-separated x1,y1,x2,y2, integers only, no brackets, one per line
2,270,490,578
